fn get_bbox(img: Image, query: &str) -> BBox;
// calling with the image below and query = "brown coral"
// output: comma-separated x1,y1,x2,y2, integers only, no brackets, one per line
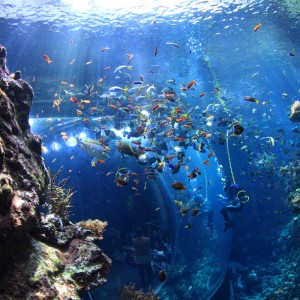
77,219,108,241
117,283,160,300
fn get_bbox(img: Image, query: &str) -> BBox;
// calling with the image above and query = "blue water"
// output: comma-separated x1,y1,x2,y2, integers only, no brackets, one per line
1,0,300,299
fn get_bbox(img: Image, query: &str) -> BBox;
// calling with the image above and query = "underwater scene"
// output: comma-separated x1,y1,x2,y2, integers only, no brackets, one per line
0,0,300,299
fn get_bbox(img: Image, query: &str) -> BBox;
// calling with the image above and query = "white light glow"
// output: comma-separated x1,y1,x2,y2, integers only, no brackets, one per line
42,146,49,154
112,129,124,139
62,0,184,14
140,110,150,118
52,142,62,151
78,132,87,140
66,136,78,147
124,126,131,133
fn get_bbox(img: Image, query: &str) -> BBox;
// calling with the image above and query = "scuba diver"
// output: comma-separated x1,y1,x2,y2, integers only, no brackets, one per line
219,179,248,231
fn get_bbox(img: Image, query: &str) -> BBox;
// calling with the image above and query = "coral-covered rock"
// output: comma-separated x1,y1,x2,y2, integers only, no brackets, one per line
291,193,300,212
0,45,111,299
0,45,49,269
289,100,300,122
0,44,9,74
0,235,111,299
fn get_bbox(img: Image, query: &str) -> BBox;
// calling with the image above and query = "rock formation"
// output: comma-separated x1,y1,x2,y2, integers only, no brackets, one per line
0,44,111,299
289,100,300,122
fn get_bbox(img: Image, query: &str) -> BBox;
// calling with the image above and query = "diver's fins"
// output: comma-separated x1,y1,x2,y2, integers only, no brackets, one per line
223,221,234,232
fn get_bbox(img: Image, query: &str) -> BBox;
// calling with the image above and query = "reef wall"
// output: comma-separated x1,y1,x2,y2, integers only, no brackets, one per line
0,45,111,299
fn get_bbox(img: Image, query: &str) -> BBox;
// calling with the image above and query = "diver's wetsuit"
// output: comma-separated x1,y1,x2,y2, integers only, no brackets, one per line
221,197,244,221
220,183,244,231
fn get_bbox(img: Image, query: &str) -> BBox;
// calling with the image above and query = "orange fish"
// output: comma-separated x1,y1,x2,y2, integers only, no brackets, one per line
108,104,118,110
173,137,186,141
175,107,182,114
70,96,78,103
253,22,262,32
171,181,186,194
115,178,128,187
199,92,206,97
203,160,210,166
152,103,160,111
187,80,197,89
208,151,214,158
97,159,105,164
176,116,187,123
43,54,52,64
61,81,68,85
180,86,188,91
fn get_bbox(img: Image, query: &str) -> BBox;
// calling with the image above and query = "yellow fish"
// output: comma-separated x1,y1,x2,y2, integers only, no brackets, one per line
81,99,91,104
173,200,183,206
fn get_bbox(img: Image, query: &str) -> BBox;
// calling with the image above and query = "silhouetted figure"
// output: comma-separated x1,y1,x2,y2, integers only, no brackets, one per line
220,181,246,231
132,227,154,285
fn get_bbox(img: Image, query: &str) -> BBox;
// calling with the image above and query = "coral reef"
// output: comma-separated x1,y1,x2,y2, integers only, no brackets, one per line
44,166,75,222
230,164,300,300
117,283,160,300
1,236,111,300
0,44,9,74
0,44,48,271
0,45,111,299
279,160,300,212
77,219,108,241
289,100,300,122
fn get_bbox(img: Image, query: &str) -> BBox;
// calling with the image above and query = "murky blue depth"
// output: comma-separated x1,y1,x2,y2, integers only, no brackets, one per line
1,0,300,299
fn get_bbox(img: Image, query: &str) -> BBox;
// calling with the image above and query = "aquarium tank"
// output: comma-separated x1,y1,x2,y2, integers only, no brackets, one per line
0,0,299,299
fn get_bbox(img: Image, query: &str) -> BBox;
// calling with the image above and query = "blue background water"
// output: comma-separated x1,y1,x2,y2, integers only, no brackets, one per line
1,0,299,299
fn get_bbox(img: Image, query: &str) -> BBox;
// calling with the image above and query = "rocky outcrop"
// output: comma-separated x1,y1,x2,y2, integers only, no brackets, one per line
289,100,300,122
0,44,111,299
